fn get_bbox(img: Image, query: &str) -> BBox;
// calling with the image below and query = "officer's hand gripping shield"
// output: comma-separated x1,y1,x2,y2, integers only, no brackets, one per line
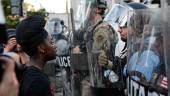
126,8,167,95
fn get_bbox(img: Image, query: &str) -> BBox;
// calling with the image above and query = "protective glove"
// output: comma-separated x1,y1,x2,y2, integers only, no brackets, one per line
98,51,113,69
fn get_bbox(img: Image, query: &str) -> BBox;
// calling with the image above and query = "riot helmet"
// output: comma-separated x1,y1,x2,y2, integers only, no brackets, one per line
53,21,62,33
45,18,62,34
104,2,147,42
96,0,107,9
104,4,128,28
119,2,147,27
45,18,64,41
104,2,147,27
95,0,107,18
128,2,147,9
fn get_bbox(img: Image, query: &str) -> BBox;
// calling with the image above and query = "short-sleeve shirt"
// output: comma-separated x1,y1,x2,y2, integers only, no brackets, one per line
124,50,160,81
19,66,53,96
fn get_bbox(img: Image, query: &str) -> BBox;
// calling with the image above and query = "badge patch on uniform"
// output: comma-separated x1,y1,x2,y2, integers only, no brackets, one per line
93,26,110,52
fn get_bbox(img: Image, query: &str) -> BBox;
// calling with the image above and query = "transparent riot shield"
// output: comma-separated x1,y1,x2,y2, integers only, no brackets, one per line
70,0,95,96
45,16,72,96
87,22,120,95
70,0,94,31
161,2,170,95
86,3,130,96
161,0,170,7
126,8,168,96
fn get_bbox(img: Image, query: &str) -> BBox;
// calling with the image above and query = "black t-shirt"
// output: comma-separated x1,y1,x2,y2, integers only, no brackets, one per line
19,66,53,96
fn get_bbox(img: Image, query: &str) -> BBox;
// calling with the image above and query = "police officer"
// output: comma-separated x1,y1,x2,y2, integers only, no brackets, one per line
86,1,134,96
73,0,107,53
97,2,148,96
71,1,108,96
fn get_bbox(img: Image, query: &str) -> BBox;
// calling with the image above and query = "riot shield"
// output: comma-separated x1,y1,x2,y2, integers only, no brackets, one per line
126,8,168,96
161,0,170,7
86,3,130,96
45,17,71,96
161,2,170,95
87,3,125,88
70,0,94,31
87,22,119,87
70,0,95,96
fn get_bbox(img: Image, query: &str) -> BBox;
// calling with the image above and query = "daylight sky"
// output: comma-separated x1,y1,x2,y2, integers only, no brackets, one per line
24,0,70,13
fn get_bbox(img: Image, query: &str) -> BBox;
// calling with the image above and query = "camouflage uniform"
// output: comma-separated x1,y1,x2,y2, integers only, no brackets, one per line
86,20,127,96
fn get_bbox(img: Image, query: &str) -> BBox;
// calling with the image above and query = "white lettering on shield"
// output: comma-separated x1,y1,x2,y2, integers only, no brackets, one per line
57,56,70,67
127,77,165,96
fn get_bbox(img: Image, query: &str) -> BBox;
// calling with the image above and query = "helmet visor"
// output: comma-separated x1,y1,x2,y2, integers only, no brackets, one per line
104,4,131,27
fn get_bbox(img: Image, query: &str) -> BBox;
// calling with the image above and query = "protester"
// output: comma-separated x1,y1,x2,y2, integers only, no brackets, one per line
16,15,56,96
4,28,29,65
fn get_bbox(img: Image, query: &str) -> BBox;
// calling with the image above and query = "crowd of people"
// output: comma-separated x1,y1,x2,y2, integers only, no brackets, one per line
0,0,168,96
